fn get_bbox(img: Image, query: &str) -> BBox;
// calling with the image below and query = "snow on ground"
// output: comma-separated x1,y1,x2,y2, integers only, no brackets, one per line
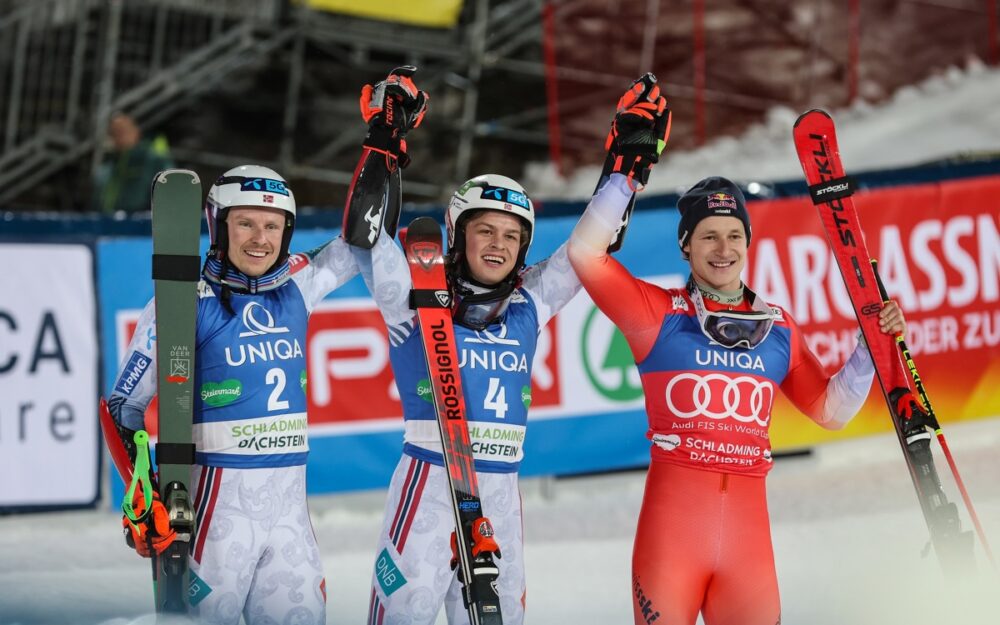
524,59,1000,200
1,416,998,625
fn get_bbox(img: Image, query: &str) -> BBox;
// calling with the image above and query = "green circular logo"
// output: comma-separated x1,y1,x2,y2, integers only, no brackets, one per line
417,378,433,403
580,305,644,402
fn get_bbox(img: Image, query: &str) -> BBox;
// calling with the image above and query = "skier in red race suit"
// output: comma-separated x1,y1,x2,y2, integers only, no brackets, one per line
567,87,907,625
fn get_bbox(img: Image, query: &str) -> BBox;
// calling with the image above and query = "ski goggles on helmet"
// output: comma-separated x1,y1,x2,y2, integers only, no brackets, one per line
451,279,515,331
688,280,775,350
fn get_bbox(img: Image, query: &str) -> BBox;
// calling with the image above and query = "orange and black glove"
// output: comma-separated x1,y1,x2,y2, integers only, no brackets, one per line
604,73,671,190
122,486,176,558
359,66,429,169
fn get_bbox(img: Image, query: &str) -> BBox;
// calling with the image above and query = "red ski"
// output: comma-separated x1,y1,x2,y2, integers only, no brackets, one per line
793,109,987,575
403,216,503,624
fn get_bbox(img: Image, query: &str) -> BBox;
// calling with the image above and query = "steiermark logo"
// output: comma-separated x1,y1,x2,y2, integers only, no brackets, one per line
300,370,307,391
521,385,531,408
200,379,242,407
580,305,643,402
417,378,433,403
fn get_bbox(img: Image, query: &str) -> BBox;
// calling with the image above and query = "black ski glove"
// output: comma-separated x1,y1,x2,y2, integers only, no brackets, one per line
359,66,429,169
604,73,671,190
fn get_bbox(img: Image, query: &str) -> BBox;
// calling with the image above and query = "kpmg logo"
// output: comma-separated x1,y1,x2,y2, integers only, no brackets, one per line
115,352,151,396
238,302,289,338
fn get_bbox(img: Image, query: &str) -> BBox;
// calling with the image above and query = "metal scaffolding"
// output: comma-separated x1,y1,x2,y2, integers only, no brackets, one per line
0,0,556,210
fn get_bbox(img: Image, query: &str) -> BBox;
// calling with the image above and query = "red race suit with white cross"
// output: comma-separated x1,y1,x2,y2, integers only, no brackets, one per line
567,174,875,625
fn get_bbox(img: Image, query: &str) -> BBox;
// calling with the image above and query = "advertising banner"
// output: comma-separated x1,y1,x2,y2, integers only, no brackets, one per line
98,174,1000,494
746,175,1000,448
100,221,688,495
0,244,99,510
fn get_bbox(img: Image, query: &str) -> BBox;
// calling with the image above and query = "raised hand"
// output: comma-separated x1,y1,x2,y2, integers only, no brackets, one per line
604,73,671,190
359,66,429,169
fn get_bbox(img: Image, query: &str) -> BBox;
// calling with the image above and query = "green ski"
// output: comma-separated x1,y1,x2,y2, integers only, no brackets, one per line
149,169,201,613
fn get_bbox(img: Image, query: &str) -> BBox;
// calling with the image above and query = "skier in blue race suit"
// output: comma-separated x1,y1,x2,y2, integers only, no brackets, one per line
345,72,662,624
107,164,363,625
356,175,591,625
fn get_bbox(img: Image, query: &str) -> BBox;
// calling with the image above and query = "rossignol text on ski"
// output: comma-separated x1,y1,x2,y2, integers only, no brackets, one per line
403,216,504,625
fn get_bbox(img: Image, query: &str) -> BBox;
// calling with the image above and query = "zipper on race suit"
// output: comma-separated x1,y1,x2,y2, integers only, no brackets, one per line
719,473,729,494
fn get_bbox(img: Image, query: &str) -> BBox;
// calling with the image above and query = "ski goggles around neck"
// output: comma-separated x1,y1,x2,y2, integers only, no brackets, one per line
451,279,515,331
688,281,775,350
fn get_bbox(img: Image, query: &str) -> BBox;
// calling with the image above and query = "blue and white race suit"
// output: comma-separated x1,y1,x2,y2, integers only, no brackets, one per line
354,207,599,624
108,238,358,625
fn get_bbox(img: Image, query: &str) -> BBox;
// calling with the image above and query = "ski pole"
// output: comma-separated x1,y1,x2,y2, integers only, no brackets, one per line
122,430,154,526
871,259,996,569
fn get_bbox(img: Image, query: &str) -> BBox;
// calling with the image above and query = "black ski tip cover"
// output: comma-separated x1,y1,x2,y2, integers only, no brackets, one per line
405,216,440,240
793,108,833,128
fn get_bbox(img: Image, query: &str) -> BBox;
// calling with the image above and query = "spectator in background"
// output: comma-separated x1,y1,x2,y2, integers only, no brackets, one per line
91,112,174,214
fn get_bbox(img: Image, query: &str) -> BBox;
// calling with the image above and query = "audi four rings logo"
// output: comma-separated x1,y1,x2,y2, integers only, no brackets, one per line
665,373,774,426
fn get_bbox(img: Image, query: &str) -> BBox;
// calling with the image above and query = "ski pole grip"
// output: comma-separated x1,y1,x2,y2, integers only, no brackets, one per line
870,259,891,303
122,430,154,524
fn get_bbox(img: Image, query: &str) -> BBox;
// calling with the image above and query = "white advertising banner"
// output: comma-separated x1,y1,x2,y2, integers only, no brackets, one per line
0,244,99,508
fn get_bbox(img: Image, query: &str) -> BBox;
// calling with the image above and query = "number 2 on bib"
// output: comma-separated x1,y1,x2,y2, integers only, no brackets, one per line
266,367,290,411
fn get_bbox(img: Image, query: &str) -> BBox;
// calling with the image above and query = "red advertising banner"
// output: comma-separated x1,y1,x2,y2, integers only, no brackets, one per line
746,175,1000,448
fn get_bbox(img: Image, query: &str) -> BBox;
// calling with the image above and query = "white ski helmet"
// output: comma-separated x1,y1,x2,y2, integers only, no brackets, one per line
205,165,296,264
445,174,535,272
